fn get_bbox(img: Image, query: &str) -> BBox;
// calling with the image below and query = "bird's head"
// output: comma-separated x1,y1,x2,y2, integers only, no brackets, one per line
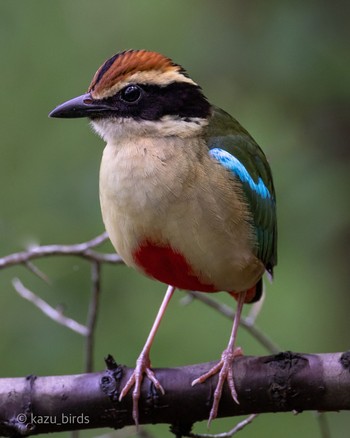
50,50,211,141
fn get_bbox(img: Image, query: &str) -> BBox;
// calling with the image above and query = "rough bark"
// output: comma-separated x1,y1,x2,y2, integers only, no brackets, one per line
0,351,349,437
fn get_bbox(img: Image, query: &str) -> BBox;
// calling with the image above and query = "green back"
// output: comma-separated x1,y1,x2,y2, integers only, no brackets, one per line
205,106,277,274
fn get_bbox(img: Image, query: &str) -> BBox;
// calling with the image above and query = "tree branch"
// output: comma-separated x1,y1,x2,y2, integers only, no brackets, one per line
1,235,348,436
0,232,122,269
0,352,349,437
187,414,258,437
12,278,88,336
84,261,102,372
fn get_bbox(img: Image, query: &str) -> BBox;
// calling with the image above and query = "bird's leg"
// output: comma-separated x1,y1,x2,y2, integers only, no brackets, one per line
192,290,247,427
119,284,176,427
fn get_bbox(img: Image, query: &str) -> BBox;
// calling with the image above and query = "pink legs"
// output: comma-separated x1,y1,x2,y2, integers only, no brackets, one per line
192,290,247,427
119,285,176,427
119,286,246,427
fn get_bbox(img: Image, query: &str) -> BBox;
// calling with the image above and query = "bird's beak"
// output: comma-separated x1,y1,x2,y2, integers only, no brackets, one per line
49,93,113,119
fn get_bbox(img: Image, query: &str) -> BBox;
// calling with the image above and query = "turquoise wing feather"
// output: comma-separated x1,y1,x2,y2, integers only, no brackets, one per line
205,106,277,275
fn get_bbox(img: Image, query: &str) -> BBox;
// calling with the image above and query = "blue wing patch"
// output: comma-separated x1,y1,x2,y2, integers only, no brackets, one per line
209,148,271,199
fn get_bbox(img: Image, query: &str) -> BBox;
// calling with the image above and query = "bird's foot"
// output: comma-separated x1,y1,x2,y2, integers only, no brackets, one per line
119,352,165,427
192,346,243,427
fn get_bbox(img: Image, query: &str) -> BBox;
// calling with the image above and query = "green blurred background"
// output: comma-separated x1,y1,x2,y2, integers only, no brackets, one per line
1,1,349,437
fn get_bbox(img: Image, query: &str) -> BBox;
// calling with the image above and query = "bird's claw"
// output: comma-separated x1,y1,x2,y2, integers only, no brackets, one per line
119,353,164,427
192,347,243,427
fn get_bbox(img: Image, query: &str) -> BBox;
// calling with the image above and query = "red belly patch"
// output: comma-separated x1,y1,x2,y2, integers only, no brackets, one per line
133,240,217,292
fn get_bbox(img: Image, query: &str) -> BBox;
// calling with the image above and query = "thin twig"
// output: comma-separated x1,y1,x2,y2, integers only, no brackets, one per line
24,261,51,284
185,291,281,354
188,414,258,437
12,278,88,336
315,412,331,438
85,261,102,372
0,232,122,270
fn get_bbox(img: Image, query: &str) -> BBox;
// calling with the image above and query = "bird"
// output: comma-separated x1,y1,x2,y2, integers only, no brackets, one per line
49,49,277,427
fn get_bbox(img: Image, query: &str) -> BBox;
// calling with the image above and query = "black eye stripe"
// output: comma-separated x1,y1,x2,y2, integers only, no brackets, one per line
137,82,210,120
98,82,210,120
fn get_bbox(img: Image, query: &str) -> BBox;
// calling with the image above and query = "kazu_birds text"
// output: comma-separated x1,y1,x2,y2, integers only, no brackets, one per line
50,49,277,427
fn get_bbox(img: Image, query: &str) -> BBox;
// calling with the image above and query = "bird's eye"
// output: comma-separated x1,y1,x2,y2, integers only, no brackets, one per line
120,85,142,103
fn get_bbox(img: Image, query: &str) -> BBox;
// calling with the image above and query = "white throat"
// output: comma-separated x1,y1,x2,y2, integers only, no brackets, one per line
90,115,208,143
